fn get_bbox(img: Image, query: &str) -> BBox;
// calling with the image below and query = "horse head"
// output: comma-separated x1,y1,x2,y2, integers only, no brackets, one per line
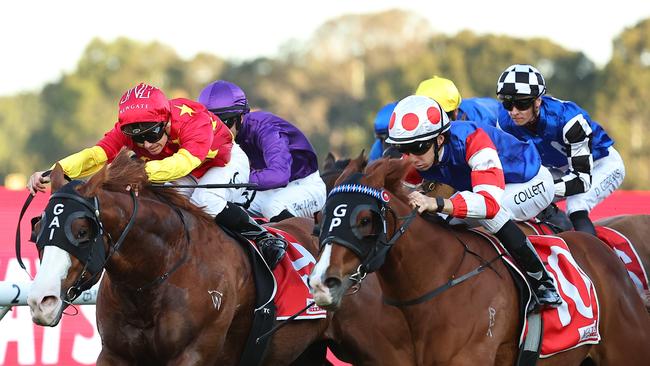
310,157,413,309
27,149,195,326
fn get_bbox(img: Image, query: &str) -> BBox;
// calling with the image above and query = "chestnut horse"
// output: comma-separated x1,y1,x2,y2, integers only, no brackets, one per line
24,150,413,365
309,157,650,365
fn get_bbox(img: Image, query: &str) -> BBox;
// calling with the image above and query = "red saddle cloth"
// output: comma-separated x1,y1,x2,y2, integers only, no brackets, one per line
595,226,649,293
526,235,601,357
266,227,327,320
473,230,601,357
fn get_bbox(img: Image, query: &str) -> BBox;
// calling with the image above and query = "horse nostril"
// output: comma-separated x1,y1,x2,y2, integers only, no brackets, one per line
40,295,59,312
324,277,342,289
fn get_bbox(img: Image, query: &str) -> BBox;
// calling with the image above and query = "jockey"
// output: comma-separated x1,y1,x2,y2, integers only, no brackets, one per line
27,82,286,269
388,95,562,310
369,101,398,162
416,76,500,127
496,64,625,235
198,80,327,221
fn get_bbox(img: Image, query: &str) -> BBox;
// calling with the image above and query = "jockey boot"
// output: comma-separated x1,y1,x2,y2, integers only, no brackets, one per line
536,203,573,232
569,210,596,236
495,220,563,312
215,203,288,270
270,209,294,223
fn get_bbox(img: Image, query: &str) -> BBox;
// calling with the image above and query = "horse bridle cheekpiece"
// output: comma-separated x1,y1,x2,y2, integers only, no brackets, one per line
34,181,107,285
319,173,416,274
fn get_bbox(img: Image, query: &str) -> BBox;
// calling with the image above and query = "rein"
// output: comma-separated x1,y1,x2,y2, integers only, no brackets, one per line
383,234,503,307
133,191,193,293
347,207,419,284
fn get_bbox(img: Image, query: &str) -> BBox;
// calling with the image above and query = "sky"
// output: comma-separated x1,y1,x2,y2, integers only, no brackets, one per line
2,0,649,96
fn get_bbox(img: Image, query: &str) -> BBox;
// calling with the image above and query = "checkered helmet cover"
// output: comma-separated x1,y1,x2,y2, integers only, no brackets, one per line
386,95,450,144
496,64,546,97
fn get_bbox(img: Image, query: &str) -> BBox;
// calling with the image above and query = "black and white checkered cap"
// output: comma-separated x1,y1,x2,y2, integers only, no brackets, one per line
496,64,546,97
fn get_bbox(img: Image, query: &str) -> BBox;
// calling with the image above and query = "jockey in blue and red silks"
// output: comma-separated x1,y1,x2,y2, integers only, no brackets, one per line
27,82,287,269
198,80,326,221
388,95,562,311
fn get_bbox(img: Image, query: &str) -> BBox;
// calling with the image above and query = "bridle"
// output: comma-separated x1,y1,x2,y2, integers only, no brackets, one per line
16,180,190,304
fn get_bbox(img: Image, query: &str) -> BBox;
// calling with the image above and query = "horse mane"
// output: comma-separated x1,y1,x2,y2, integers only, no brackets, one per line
81,148,213,223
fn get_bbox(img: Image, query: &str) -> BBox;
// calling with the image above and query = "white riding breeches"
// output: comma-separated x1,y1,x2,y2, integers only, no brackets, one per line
248,171,326,219
172,143,251,217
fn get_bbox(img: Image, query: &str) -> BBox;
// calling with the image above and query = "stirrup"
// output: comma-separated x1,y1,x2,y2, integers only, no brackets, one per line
528,288,562,313
258,236,287,270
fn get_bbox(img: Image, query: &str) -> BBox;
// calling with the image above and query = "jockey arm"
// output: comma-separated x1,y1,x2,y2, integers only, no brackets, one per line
448,129,504,219
408,129,505,219
554,114,593,197
144,149,203,183
249,123,292,190
57,145,109,179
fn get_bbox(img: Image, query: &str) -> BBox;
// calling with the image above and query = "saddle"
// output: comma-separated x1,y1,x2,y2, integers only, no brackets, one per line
220,226,277,366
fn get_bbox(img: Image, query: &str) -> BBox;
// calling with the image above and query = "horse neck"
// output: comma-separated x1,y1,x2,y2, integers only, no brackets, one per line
98,190,185,288
378,199,465,303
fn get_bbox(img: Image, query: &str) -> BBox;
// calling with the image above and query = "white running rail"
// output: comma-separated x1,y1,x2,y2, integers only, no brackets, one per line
0,281,99,321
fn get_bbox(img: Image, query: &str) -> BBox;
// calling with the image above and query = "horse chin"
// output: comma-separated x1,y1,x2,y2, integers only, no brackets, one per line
29,297,64,327
29,296,67,327
312,282,348,311
313,292,343,311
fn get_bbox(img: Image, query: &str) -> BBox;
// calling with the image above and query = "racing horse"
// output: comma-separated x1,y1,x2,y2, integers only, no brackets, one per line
309,157,650,365
341,152,650,311
24,149,413,365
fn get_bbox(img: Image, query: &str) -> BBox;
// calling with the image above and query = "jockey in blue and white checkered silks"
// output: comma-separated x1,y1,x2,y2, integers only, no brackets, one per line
496,64,625,235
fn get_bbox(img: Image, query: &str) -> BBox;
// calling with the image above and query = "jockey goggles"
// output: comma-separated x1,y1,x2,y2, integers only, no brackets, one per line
212,111,242,129
500,96,535,111
395,140,435,156
121,122,167,144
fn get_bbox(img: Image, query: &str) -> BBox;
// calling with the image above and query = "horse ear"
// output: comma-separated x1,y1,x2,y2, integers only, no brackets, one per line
50,163,67,192
384,159,412,192
323,152,336,171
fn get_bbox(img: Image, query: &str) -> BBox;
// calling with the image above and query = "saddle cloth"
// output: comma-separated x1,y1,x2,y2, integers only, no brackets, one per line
595,226,649,294
479,231,601,357
266,227,327,320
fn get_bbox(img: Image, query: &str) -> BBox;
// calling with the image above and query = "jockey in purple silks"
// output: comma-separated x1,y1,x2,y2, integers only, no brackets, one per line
198,80,327,264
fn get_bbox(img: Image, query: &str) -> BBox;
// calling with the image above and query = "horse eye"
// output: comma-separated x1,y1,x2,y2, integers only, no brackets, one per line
76,229,89,239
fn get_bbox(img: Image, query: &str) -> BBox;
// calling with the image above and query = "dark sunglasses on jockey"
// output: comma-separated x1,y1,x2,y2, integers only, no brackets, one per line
121,122,167,144
212,111,243,129
499,96,536,111
395,140,435,156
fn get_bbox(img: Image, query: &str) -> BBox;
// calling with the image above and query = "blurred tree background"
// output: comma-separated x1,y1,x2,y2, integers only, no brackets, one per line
1,10,649,188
